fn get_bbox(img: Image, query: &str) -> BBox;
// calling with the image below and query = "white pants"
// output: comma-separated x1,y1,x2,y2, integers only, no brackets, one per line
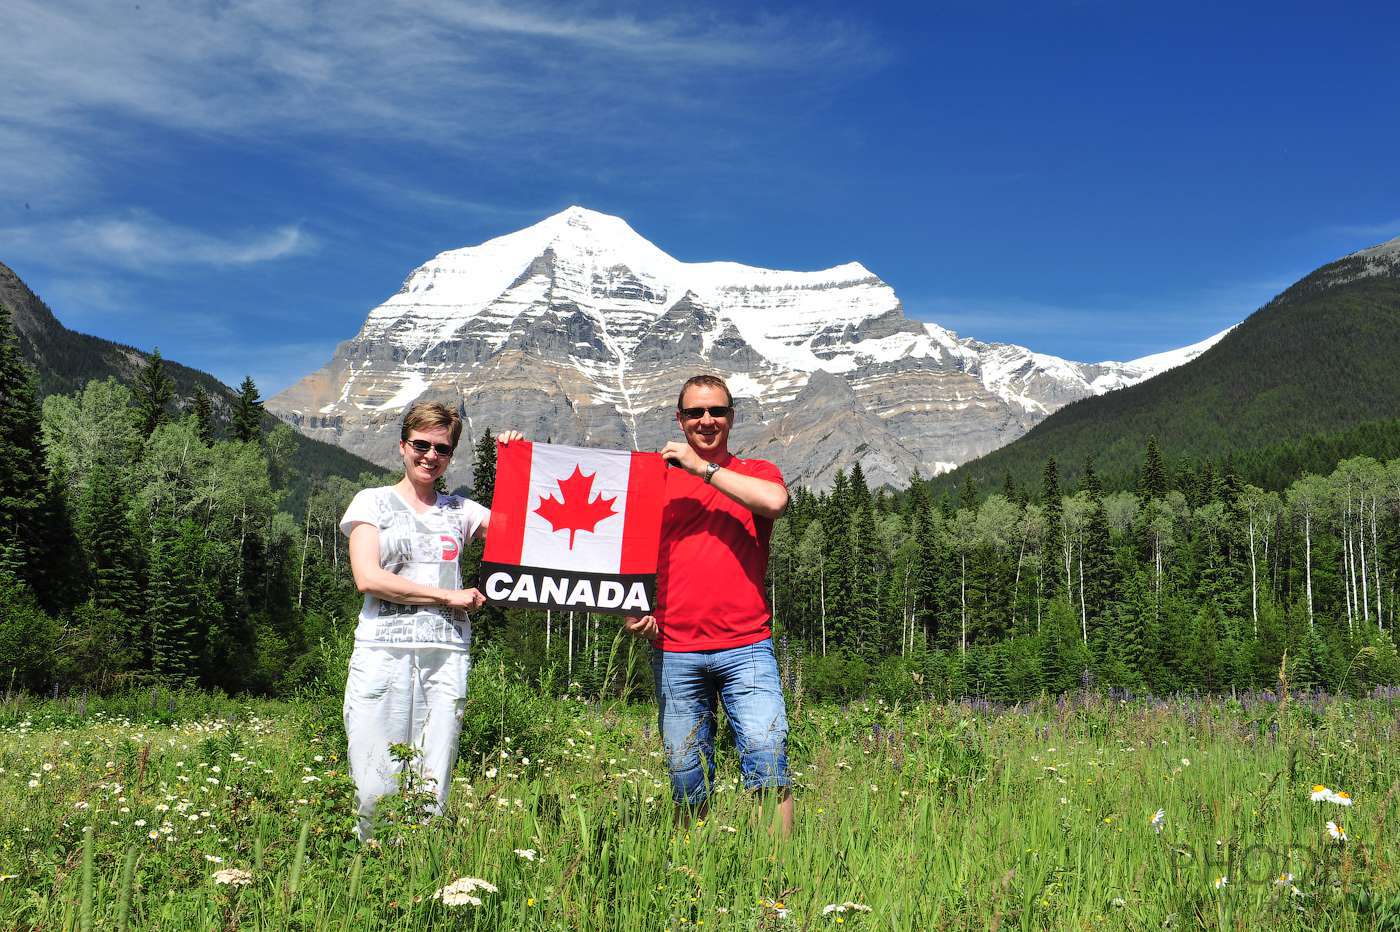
343,645,469,839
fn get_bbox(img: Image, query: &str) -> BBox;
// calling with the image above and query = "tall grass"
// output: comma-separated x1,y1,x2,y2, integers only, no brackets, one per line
1,690,1399,929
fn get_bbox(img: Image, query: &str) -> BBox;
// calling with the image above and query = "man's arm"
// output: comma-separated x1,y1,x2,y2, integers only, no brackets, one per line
659,441,788,520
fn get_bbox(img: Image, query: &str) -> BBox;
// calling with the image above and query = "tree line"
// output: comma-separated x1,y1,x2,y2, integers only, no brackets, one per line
3,299,1399,699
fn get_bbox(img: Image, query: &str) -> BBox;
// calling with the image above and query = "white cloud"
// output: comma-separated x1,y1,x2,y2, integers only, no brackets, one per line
0,212,315,271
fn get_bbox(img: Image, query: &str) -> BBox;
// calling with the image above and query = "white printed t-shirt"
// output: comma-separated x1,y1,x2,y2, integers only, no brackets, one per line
339,486,490,651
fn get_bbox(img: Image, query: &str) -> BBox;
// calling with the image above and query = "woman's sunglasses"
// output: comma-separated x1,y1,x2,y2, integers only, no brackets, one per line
403,438,455,457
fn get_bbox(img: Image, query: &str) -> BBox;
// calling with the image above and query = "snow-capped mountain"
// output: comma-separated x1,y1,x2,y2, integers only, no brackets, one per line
269,206,1228,489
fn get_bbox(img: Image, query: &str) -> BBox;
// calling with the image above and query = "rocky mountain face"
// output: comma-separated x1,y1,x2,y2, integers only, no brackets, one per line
269,207,1226,490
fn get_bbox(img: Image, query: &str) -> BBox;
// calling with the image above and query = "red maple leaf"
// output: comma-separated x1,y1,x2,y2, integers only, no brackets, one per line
535,465,618,548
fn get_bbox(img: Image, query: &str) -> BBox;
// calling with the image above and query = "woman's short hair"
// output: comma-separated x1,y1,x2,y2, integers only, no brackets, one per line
676,374,733,409
400,401,464,447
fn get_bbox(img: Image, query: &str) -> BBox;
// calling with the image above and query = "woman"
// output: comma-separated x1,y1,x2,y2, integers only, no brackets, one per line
338,401,520,838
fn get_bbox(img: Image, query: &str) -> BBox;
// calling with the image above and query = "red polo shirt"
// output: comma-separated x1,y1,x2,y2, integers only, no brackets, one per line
654,454,785,652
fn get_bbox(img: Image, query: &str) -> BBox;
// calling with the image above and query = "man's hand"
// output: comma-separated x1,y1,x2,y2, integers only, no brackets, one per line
623,614,659,644
660,441,704,476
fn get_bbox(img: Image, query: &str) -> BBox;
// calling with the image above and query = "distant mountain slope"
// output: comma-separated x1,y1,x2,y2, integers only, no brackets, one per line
1,260,387,505
269,205,1223,490
936,235,1400,494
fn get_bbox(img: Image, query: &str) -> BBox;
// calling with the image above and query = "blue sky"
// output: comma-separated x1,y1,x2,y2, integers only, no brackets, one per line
2,0,1398,395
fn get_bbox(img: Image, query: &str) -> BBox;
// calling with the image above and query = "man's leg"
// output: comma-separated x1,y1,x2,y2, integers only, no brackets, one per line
343,647,413,839
715,638,793,835
652,648,717,821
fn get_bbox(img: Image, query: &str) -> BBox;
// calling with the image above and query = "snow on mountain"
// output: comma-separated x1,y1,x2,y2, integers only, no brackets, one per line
271,206,1229,489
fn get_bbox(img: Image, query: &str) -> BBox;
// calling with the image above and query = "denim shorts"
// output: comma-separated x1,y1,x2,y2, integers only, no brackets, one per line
651,637,790,806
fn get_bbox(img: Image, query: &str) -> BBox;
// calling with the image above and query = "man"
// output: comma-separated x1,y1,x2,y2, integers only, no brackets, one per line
625,374,793,833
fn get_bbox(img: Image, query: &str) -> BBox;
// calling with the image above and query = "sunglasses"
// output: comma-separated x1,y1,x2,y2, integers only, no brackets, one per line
678,406,733,420
403,438,455,457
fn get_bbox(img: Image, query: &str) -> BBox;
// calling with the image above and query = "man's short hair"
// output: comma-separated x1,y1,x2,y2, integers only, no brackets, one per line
400,401,464,447
677,374,733,409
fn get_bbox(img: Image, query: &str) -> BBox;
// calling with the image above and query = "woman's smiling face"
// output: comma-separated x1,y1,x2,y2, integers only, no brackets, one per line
400,425,455,486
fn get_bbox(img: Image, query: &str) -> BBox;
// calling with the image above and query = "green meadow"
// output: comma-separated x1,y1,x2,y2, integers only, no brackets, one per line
2,681,1398,931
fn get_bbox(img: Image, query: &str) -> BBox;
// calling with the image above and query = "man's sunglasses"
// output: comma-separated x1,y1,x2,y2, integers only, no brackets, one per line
403,438,456,457
678,406,733,420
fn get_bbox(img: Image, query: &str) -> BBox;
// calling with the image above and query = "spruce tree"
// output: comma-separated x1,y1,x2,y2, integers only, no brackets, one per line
0,303,49,592
472,427,497,503
134,348,175,438
1141,436,1168,501
193,385,215,444
147,518,202,683
848,500,883,657
823,470,854,651
77,463,141,615
1080,458,1115,633
231,376,263,443
1041,458,1064,595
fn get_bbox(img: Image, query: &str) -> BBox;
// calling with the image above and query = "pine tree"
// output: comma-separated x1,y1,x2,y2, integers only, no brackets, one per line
231,376,263,443
193,385,215,444
134,348,175,438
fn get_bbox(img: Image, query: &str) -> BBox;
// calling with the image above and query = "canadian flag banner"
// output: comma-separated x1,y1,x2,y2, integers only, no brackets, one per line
481,440,666,615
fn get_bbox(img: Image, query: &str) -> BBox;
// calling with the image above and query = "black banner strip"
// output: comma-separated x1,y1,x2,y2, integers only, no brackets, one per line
478,562,656,617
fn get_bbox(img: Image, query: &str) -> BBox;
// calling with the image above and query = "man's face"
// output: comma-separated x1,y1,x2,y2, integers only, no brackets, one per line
675,384,732,457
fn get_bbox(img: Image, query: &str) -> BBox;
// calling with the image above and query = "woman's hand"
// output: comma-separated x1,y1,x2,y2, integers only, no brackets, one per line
499,430,525,444
443,588,487,612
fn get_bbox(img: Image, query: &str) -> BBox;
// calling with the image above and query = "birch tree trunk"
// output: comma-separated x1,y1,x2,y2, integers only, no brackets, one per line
1305,513,1314,629
1248,515,1258,637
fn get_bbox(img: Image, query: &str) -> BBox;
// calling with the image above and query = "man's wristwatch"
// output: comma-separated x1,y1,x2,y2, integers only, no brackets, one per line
703,461,722,484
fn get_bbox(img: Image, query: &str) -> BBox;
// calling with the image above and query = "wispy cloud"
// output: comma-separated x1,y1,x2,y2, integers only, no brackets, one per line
1,0,876,189
0,212,316,271
909,275,1294,362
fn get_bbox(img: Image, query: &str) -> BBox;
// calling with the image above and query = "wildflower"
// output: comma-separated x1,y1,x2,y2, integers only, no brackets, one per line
1310,784,1331,802
205,855,224,863
433,877,497,907
1327,821,1346,843
822,902,872,916
1150,809,1166,833
26,779,39,789
213,868,253,886
514,848,538,861
485,767,498,779
1181,758,1191,767
148,831,160,840
1110,897,1126,908
1330,791,1353,806
1213,875,1228,890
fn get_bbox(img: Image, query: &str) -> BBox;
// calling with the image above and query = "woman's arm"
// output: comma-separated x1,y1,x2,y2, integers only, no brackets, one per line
348,523,483,611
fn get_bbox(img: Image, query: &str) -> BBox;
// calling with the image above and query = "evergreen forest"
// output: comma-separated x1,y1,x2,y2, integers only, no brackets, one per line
3,301,1400,701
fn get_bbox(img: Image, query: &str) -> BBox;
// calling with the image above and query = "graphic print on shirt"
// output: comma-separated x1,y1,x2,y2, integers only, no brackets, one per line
340,488,488,648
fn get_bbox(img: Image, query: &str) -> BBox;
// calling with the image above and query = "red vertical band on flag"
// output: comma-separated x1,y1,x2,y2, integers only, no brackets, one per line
619,451,665,574
482,439,533,564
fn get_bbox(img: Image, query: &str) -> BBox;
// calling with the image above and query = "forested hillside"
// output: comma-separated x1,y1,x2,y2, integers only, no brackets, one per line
934,249,1400,495
0,260,381,513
